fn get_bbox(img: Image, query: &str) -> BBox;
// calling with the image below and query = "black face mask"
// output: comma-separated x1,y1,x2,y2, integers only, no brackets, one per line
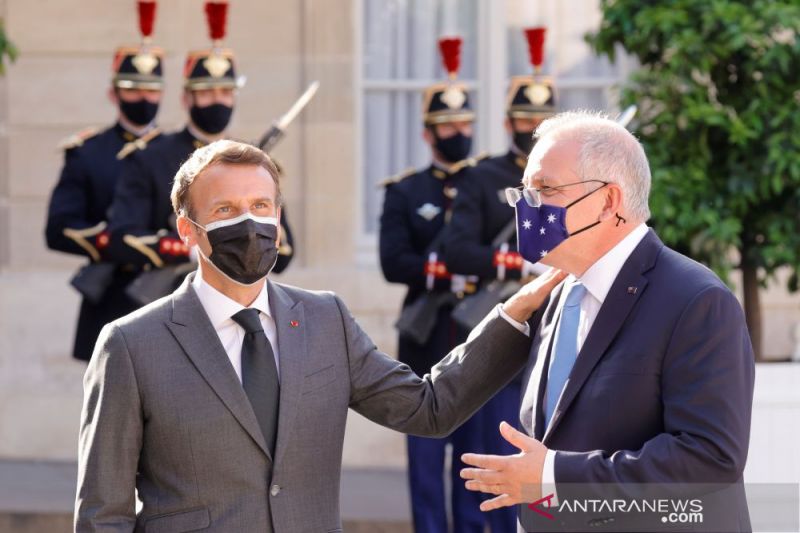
433,130,472,163
513,129,536,155
190,103,233,135
191,213,278,286
119,99,159,126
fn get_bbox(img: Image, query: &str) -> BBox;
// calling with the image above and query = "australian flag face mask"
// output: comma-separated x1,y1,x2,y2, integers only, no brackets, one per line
515,183,607,264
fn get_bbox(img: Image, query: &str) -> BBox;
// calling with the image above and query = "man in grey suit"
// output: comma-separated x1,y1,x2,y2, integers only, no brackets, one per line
460,111,755,532
75,139,566,532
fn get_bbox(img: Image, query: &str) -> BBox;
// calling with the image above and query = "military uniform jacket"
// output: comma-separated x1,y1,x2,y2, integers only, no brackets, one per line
443,150,527,280
107,127,294,273
379,163,466,374
45,122,146,361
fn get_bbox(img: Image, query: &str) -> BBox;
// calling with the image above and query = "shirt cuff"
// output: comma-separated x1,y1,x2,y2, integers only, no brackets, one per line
498,304,530,336
542,449,559,505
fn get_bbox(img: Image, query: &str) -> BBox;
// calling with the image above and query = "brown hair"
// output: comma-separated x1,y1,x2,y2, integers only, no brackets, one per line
170,140,283,218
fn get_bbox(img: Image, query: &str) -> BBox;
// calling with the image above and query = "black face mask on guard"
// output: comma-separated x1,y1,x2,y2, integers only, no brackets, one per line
120,99,159,126
190,213,279,286
190,103,233,135
431,128,472,163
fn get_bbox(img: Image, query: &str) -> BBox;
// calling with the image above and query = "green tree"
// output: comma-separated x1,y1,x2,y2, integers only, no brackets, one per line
587,0,800,360
0,18,17,75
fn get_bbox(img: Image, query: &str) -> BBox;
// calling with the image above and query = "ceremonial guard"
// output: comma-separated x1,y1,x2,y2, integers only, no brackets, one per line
45,0,164,361
379,37,486,533
107,1,294,303
442,27,557,532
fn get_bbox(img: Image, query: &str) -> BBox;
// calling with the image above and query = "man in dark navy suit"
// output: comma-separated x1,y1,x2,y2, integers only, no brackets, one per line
460,111,755,532
45,27,164,361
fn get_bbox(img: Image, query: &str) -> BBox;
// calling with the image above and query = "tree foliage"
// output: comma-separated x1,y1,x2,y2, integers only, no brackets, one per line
0,18,18,75
587,0,800,291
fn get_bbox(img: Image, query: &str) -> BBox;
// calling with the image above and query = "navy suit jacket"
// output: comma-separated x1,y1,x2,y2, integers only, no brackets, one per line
519,229,755,532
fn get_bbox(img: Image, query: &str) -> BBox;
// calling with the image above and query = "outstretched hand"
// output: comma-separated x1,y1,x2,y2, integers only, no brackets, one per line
461,422,548,512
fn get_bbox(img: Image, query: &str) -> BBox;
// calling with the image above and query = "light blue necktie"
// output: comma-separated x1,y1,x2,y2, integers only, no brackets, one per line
545,281,587,428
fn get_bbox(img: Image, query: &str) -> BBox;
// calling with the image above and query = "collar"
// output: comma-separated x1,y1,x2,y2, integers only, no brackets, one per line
115,120,156,141
576,223,649,305
431,158,458,179
185,123,215,148
191,263,271,330
506,148,528,170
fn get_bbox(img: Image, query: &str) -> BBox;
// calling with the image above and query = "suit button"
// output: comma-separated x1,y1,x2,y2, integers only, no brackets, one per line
270,484,281,496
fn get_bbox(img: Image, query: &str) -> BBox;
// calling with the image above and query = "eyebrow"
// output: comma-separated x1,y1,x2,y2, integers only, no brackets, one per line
209,197,274,209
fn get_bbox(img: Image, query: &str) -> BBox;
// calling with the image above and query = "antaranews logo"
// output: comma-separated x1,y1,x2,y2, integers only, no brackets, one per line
527,493,556,520
526,495,704,525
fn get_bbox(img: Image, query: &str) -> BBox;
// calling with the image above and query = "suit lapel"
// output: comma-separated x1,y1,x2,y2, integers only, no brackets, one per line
165,274,271,459
268,281,307,467
542,230,662,444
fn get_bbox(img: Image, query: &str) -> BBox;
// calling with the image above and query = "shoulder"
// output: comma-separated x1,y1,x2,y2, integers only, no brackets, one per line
270,281,345,318
451,151,490,174
647,238,735,310
57,126,102,152
109,293,173,338
378,167,417,189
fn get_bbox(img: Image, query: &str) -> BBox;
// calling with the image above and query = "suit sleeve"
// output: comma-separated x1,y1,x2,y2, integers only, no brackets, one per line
442,173,497,279
554,285,755,494
378,185,426,287
336,295,531,437
107,156,187,267
75,324,142,532
45,149,104,258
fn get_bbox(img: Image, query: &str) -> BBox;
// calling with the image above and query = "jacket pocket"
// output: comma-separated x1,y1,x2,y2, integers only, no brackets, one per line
145,507,210,533
302,364,337,395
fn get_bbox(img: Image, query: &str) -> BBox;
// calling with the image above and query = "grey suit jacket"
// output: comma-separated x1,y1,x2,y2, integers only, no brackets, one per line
75,273,531,532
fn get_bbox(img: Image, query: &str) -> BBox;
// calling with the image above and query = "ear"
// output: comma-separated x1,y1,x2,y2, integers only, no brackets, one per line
599,183,624,221
108,87,119,106
504,116,513,135
176,214,198,247
181,90,192,112
422,127,434,146
275,206,283,245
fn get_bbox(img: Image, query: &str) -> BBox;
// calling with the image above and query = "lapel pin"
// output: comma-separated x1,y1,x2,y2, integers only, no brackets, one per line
627,286,638,295
290,320,300,328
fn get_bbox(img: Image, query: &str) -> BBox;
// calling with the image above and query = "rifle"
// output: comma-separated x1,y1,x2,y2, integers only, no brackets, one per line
257,80,319,153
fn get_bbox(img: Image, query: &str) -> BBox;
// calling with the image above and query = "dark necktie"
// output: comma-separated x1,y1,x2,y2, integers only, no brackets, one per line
231,308,280,456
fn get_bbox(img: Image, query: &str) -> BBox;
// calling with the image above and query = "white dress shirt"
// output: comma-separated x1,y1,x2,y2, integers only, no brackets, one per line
504,224,649,502
191,265,280,383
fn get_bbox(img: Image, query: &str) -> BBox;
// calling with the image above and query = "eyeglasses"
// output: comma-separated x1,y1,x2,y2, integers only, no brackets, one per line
504,180,609,207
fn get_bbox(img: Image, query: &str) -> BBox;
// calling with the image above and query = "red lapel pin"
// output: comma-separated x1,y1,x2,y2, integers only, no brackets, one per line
290,320,300,328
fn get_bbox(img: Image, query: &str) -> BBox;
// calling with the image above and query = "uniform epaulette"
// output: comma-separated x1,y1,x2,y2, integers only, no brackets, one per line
58,127,100,151
378,167,415,188
450,152,488,173
116,127,163,160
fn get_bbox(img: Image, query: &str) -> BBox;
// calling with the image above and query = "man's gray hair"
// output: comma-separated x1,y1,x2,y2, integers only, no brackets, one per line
533,110,651,222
